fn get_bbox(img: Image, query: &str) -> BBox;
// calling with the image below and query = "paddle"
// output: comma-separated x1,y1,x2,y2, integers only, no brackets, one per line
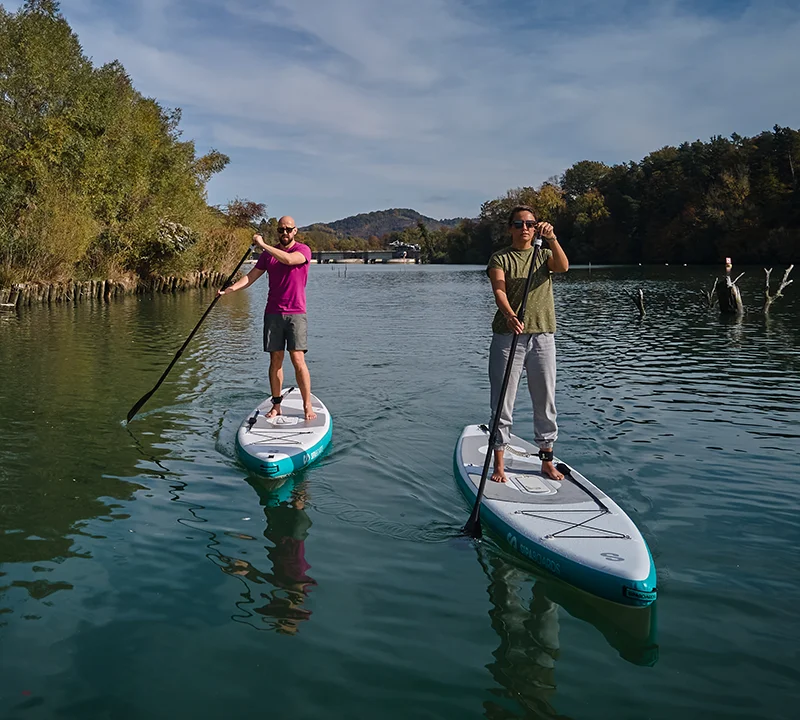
126,243,254,423
464,234,543,539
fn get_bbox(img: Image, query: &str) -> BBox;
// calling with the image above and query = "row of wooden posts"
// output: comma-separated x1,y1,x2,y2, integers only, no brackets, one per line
0,270,228,308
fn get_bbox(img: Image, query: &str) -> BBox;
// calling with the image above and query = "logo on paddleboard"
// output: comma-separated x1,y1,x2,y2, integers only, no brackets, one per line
507,532,561,575
623,586,657,603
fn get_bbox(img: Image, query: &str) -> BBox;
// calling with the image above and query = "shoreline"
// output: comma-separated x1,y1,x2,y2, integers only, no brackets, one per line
0,270,227,308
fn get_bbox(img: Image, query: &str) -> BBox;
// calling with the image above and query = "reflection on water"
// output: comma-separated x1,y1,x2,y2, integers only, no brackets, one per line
217,475,317,635
478,543,657,719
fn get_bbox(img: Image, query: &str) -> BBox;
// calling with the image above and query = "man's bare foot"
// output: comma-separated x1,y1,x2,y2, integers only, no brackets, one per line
304,404,317,421
266,403,282,419
541,460,564,481
491,468,507,483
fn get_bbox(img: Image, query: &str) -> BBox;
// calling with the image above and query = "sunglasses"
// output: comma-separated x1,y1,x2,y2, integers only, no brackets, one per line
278,227,296,234
512,220,537,229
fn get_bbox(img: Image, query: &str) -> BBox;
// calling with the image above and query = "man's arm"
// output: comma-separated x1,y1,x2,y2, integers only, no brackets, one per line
218,266,265,295
254,234,308,266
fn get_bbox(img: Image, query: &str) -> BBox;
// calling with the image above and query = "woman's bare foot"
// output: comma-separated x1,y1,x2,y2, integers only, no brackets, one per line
266,403,282,419
541,460,564,481
491,468,508,483
304,403,317,421
491,446,507,482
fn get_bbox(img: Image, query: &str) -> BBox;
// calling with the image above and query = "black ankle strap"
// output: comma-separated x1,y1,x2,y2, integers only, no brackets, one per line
271,395,283,405
538,448,554,462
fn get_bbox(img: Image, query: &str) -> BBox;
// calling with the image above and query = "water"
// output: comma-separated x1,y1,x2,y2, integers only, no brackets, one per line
1,264,798,719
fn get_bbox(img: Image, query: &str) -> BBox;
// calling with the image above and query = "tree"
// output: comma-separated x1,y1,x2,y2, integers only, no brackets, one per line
561,161,609,200
0,0,250,281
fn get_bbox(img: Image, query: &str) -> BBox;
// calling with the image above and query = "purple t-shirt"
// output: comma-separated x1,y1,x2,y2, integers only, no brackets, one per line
255,242,312,314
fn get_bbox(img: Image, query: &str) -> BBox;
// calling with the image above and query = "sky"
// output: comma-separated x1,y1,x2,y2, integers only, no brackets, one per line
7,0,800,224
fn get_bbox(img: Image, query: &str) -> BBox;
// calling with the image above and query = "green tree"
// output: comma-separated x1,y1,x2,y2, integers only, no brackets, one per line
561,160,609,200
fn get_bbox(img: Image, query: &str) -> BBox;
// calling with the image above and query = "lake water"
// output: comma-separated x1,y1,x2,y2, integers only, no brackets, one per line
1,264,798,719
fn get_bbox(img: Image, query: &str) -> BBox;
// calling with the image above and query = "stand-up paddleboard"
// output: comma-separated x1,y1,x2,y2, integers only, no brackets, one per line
455,424,657,607
236,391,331,478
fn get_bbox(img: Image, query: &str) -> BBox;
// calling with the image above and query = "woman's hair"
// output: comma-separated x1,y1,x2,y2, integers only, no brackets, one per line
507,205,537,226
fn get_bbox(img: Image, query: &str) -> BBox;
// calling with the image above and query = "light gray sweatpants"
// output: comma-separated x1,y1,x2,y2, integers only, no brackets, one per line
489,332,558,450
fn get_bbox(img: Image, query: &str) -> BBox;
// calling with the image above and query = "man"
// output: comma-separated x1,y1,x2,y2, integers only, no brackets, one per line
486,205,569,482
219,216,316,421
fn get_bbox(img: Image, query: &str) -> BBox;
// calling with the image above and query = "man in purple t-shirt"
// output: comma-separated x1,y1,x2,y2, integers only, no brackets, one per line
218,216,316,420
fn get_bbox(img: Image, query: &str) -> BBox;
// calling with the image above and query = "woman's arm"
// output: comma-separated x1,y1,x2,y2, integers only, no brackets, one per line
488,267,524,334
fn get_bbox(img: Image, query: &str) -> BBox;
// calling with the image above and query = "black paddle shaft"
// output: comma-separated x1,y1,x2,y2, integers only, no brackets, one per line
126,243,254,423
464,236,543,538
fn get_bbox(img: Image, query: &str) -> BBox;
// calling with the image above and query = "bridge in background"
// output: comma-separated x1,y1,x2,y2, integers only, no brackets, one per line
313,248,419,263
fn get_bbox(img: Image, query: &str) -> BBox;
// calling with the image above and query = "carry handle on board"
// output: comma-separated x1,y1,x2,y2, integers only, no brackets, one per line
464,235,543,539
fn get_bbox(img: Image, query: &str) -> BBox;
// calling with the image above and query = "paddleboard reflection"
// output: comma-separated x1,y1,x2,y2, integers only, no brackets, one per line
477,544,658,719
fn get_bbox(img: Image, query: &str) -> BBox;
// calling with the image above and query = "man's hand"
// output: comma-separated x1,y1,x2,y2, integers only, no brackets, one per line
253,233,269,250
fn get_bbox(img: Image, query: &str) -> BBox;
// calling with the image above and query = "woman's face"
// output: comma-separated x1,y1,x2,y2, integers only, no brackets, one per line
509,210,537,242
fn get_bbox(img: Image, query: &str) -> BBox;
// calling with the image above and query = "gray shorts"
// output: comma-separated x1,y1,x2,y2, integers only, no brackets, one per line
263,313,308,352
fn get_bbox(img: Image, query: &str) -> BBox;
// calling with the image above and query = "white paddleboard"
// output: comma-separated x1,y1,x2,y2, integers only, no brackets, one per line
236,391,332,478
455,424,657,606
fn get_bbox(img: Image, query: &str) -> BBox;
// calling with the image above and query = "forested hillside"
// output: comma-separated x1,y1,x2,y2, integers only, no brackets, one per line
302,208,465,238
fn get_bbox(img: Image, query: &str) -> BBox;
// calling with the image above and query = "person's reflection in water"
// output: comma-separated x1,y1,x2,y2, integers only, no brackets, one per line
219,479,317,634
255,487,317,634
478,544,658,720
480,550,569,720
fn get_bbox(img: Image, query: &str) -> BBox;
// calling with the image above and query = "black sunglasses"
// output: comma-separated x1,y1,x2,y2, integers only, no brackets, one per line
512,220,537,229
278,227,296,234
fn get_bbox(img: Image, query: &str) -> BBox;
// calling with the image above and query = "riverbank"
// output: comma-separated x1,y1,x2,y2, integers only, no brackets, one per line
0,270,228,308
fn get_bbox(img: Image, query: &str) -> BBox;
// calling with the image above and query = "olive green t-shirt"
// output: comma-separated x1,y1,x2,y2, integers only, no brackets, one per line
487,246,556,334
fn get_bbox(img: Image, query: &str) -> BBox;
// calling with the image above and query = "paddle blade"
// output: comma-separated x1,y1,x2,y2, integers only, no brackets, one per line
463,510,483,539
126,390,154,423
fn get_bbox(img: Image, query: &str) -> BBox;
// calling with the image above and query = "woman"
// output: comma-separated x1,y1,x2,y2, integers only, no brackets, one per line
486,205,569,482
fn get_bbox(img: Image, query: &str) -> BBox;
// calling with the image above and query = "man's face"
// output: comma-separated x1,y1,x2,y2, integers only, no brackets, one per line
277,221,297,247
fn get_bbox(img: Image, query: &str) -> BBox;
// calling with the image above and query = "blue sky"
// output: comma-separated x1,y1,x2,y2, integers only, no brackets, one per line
8,0,800,224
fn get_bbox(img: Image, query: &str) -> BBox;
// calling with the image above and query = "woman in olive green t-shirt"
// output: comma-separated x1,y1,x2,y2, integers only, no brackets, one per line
486,205,570,483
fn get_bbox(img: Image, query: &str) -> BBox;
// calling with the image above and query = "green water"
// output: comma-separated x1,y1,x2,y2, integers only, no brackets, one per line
1,265,798,719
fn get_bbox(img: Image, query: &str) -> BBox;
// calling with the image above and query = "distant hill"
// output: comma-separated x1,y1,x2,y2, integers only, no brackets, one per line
301,208,468,238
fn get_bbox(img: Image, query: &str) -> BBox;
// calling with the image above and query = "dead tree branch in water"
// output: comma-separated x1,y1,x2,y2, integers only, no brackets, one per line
630,288,645,318
764,265,794,313
703,278,719,309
